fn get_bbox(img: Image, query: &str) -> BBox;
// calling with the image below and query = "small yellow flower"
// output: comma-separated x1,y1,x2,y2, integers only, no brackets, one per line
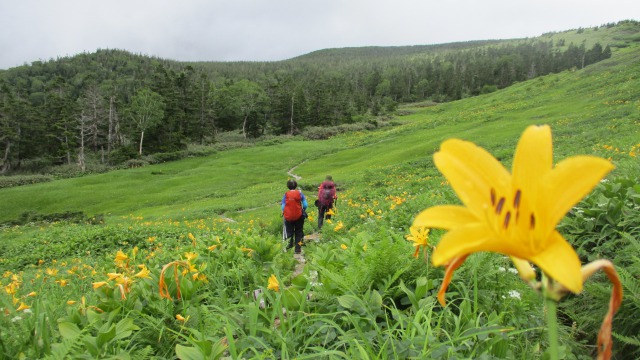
114,250,129,262
27,292,37,297
67,300,77,305
134,265,151,279
340,244,348,250
334,221,345,232
92,281,108,289
45,268,58,276
107,272,122,281
405,226,430,258
207,244,219,251
184,252,198,262
267,274,279,292
188,233,196,246
176,314,187,322
16,302,30,311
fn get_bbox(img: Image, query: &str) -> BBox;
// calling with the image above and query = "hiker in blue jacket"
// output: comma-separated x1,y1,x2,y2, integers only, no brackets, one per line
281,179,308,254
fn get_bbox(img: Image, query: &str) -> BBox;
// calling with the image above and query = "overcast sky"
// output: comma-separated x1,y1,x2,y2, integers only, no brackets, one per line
1,0,638,70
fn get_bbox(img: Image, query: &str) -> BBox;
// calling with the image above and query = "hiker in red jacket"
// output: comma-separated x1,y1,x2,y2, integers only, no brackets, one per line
317,175,337,229
281,179,308,254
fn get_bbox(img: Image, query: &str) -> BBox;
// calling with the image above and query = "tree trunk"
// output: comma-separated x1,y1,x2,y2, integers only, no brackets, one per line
0,140,11,174
290,95,295,135
78,121,86,172
139,130,144,155
242,115,248,141
65,134,72,165
107,95,115,161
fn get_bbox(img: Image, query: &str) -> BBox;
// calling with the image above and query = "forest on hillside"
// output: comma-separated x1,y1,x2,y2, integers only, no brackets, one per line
0,21,635,175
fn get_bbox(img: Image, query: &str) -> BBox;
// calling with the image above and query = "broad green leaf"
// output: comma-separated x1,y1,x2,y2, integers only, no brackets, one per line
113,317,139,341
96,324,116,348
291,274,308,290
83,336,100,357
58,322,81,340
337,295,358,309
176,344,205,360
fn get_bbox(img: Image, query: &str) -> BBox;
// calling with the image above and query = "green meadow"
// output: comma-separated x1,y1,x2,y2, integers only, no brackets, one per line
1,39,639,359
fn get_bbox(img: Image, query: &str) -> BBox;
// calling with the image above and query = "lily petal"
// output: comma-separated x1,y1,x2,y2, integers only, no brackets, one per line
510,257,536,283
435,139,510,216
529,230,583,293
413,205,478,230
542,156,614,228
431,223,517,266
437,255,468,306
512,125,552,203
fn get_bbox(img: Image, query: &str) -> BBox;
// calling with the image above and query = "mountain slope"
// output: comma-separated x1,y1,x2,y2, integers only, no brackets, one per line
0,40,638,224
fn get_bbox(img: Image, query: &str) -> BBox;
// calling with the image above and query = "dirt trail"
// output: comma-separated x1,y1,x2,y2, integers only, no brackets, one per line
287,160,307,180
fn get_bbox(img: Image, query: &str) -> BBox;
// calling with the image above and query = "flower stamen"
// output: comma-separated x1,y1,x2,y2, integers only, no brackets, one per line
503,211,511,229
495,197,505,214
530,214,536,229
513,190,521,209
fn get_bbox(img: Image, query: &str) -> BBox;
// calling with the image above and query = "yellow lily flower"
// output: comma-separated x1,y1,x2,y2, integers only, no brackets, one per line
267,274,279,292
134,265,151,279
114,250,129,262
414,125,613,299
183,252,198,262
405,226,430,258
92,281,108,289
16,302,30,311
107,272,123,281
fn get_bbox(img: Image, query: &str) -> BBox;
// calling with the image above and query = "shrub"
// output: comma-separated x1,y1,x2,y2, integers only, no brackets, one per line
125,159,148,168
0,174,53,188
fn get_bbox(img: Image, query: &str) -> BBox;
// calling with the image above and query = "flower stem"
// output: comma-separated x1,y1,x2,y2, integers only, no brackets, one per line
545,296,560,360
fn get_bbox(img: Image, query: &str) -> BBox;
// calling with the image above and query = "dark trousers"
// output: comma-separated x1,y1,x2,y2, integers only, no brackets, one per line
318,204,333,229
284,217,304,253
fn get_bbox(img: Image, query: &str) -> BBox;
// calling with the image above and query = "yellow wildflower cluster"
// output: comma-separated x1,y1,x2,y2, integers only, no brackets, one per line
597,143,639,159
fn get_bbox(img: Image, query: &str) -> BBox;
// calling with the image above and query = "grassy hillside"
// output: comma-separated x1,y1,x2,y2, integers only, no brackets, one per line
0,31,639,360
1,40,638,225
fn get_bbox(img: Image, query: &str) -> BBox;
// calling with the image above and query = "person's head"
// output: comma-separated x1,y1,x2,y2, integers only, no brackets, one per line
287,179,297,190
325,175,333,181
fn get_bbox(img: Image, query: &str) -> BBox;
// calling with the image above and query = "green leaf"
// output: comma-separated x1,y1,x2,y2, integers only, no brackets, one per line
176,344,205,360
58,322,81,340
282,288,304,310
337,294,358,309
83,336,100,357
291,274,308,290
114,317,139,340
96,324,116,348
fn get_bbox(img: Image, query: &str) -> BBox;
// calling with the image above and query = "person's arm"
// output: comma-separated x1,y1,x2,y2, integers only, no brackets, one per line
281,194,286,212
300,191,308,210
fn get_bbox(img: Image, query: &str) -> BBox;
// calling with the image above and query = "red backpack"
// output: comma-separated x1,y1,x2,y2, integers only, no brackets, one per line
283,190,302,221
